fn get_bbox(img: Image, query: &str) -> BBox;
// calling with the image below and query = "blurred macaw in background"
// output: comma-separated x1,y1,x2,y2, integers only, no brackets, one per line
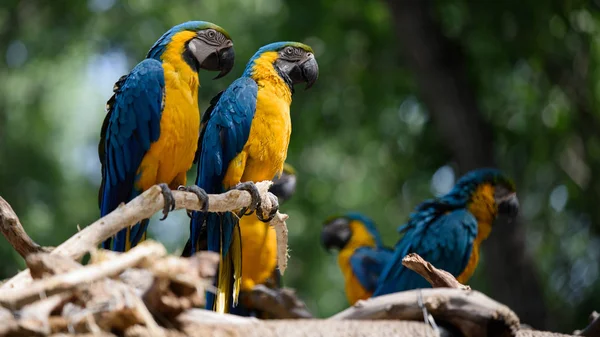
321,212,393,305
233,163,297,317
98,21,234,252
185,42,318,313
374,168,519,296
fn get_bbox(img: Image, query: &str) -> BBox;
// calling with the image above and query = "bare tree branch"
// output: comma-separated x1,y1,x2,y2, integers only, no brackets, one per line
0,181,288,290
402,253,470,290
330,288,520,337
0,197,50,259
0,241,166,308
241,285,314,319
576,311,600,337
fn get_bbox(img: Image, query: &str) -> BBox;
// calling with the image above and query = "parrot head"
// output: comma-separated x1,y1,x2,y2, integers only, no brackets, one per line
321,212,383,252
147,21,234,79
244,41,319,90
269,163,297,204
451,168,520,222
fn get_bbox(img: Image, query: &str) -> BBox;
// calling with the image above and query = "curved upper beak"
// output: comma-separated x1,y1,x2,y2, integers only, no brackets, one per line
321,219,351,252
497,193,519,221
299,55,319,90
198,40,235,79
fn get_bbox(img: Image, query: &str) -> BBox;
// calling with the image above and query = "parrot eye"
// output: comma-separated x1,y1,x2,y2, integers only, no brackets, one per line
285,47,294,55
207,29,216,39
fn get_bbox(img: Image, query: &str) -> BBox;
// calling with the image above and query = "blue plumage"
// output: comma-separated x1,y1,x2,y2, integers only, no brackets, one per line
99,59,165,251
188,77,258,254
350,246,394,293
186,77,257,311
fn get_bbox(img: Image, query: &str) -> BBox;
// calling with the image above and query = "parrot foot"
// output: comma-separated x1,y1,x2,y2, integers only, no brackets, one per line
257,192,279,222
235,182,260,217
178,185,209,218
158,183,176,221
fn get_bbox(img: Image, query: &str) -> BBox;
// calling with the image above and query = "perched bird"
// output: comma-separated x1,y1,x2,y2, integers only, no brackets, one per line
98,21,234,252
321,213,393,305
186,42,318,314
373,168,519,296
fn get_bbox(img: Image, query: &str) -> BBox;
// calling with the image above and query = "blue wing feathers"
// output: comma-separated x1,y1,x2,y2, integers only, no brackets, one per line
188,77,258,254
350,247,394,293
374,208,477,296
99,59,165,251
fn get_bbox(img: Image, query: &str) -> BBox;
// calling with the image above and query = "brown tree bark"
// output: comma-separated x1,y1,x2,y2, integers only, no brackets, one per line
384,0,547,328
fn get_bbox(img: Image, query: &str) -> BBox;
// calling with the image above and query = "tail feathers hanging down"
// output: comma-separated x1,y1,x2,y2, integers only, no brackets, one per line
201,212,242,314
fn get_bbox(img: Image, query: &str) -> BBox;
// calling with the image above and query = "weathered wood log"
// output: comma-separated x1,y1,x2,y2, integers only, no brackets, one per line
241,285,313,319
330,288,520,337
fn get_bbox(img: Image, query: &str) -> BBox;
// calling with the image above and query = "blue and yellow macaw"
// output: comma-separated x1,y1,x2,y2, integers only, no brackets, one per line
98,21,234,252
373,168,519,295
321,213,393,305
185,42,318,313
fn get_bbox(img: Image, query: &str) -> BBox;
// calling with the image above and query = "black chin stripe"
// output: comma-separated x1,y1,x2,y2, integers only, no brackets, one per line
182,42,200,72
274,63,295,94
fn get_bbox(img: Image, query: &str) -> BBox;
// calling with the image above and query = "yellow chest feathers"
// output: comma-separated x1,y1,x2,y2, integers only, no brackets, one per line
458,184,497,283
241,51,293,182
338,221,377,305
137,33,200,189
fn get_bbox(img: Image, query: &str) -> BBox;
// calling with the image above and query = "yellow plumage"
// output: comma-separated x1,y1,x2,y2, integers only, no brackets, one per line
214,51,293,313
135,31,200,193
458,183,497,283
338,220,377,305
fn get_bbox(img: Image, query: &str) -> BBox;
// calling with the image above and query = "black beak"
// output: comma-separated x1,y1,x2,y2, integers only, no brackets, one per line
287,55,319,90
498,193,519,220
299,56,318,90
199,41,235,79
269,173,296,204
321,219,352,252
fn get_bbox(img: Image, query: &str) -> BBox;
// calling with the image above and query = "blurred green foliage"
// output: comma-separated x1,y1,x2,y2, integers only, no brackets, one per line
0,0,599,332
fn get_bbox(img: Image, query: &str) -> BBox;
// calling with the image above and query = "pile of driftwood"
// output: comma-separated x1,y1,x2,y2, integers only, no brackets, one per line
0,182,597,337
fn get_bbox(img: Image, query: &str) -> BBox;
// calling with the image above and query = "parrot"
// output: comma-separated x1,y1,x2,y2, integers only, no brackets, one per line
184,42,319,314
98,21,234,252
373,168,520,296
232,163,297,317
321,212,394,305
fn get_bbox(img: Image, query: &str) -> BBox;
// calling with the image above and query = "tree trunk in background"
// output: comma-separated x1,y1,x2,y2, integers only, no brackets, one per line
385,0,548,329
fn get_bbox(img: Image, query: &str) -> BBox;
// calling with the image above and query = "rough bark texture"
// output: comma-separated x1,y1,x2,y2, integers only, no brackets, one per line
384,0,547,328
0,181,288,290
402,253,470,290
0,196,50,259
331,288,520,337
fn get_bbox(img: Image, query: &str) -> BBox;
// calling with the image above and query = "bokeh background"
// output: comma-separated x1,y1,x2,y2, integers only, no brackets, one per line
1,0,599,333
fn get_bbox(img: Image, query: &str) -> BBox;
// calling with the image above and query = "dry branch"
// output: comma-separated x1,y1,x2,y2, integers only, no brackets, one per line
576,311,600,337
0,196,50,259
0,241,166,308
241,285,313,319
402,253,470,290
0,181,288,290
330,288,520,337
